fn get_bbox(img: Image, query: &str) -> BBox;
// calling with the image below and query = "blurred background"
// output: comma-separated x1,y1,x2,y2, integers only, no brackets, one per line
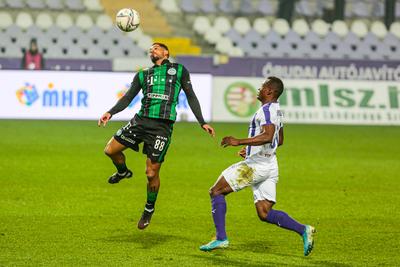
0,0,399,124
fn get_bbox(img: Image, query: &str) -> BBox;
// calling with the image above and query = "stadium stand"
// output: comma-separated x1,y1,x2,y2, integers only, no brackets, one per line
0,0,399,65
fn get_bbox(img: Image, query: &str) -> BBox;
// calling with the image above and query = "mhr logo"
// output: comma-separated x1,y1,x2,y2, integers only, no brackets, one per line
16,82,89,107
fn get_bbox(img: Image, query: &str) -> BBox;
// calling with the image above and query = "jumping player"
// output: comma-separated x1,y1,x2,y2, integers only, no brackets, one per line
98,43,215,230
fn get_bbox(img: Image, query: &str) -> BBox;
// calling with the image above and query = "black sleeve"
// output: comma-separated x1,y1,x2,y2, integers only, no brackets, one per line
21,53,26,69
108,73,141,116
41,54,45,70
181,66,206,126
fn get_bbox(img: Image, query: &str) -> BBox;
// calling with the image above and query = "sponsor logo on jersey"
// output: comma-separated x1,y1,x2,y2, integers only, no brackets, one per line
147,93,169,100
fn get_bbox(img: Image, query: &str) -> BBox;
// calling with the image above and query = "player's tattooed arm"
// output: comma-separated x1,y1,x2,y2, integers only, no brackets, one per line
221,124,275,147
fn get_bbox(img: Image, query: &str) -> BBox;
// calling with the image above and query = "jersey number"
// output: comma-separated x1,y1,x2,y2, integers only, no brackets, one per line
154,139,165,151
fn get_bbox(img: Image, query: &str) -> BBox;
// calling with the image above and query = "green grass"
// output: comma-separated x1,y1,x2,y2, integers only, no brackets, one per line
0,120,399,266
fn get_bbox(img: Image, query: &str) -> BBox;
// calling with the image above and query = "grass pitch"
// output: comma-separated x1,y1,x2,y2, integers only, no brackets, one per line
0,120,399,266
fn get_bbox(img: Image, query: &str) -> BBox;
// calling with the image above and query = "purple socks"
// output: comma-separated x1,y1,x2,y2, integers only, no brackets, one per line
266,209,306,235
211,195,227,240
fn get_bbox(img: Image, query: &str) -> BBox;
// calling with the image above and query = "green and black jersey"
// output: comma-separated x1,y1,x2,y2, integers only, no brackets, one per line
108,59,206,125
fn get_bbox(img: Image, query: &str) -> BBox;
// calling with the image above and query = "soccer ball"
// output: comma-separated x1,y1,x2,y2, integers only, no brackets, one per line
116,8,140,32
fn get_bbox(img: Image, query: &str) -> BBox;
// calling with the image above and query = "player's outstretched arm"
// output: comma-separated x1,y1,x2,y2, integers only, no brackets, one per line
98,112,112,127
221,124,275,147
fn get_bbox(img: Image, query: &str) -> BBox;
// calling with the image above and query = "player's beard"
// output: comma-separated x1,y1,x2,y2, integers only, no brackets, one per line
150,54,159,63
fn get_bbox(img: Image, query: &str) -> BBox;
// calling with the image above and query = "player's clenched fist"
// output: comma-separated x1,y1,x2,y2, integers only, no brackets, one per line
238,147,246,158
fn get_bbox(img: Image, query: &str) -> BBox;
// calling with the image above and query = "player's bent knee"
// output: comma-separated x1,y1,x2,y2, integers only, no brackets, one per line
104,146,113,157
209,187,221,198
257,209,268,221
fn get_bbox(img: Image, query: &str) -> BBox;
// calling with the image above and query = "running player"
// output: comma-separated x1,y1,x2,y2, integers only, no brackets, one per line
199,77,316,256
98,43,215,230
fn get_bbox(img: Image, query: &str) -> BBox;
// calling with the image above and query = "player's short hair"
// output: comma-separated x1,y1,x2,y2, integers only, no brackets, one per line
265,76,284,98
152,42,169,58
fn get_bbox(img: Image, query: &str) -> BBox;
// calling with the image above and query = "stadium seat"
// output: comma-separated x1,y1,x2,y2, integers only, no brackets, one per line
96,14,113,31
65,26,84,41
243,29,263,44
75,34,93,48
5,0,25,9
126,28,145,43
15,33,32,48
85,46,106,59
304,31,322,44
3,45,23,58
65,0,85,11
295,0,319,17
219,0,236,14
372,1,384,17
105,27,124,43
15,12,34,30
331,20,349,38
180,0,198,13
214,16,231,34
56,34,75,47
370,20,387,39
83,0,103,12
97,37,114,49
389,22,400,39
45,0,64,10
383,32,399,46
159,0,180,13
311,19,329,37
233,17,251,35
76,14,94,31
36,12,53,30
253,18,270,36
26,0,46,9
45,46,64,58
351,1,371,18
200,0,217,13
66,45,85,59
257,0,276,16
230,47,244,57
136,35,154,51
205,28,222,44
55,13,74,30
45,25,63,41
215,37,234,54
240,0,255,15
272,18,290,36
0,11,13,30
350,20,368,38
193,16,211,35
25,25,44,39
285,30,302,43
292,18,310,37
107,46,125,58
224,29,242,43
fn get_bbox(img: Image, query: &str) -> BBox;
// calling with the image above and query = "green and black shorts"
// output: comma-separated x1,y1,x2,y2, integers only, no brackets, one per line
114,114,173,163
